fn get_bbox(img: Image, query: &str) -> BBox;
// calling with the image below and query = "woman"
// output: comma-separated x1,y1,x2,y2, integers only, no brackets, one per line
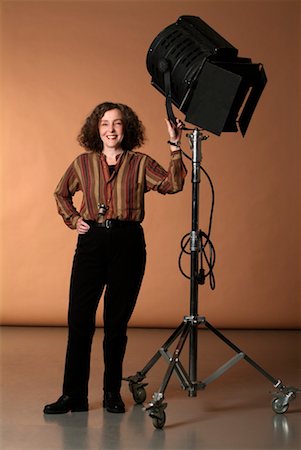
44,102,187,414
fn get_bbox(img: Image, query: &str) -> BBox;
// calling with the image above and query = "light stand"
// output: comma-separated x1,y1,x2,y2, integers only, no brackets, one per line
124,129,300,429
188,128,204,393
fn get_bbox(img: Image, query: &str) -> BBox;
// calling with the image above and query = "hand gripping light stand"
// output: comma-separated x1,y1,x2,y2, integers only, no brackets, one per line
124,16,300,429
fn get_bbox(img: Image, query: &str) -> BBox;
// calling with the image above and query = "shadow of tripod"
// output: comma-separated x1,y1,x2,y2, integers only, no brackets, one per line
124,128,300,429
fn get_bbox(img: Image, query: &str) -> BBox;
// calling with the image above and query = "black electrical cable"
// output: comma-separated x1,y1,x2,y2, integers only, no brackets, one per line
178,149,216,290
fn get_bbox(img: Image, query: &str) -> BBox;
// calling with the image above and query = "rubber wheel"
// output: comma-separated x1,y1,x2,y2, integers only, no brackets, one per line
152,410,166,429
272,398,289,414
133,386,147,404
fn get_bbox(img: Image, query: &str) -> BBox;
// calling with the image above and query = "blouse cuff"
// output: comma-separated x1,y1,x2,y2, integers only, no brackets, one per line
70,214,81,229
170,149,182,159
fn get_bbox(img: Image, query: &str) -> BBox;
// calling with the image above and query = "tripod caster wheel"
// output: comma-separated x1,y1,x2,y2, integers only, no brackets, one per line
132,386,147,404
151,410,166,429
272,397,289,415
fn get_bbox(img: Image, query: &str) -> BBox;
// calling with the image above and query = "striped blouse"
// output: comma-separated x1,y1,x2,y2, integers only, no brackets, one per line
54,150,187,229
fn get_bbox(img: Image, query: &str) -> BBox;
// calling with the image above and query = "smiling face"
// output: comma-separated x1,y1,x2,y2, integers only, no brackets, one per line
98,108,124,152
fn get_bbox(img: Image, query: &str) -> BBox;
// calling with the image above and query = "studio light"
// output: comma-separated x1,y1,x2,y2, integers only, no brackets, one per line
146,15,267,136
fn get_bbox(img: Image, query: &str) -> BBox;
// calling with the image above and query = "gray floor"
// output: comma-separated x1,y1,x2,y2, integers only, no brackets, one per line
0,327,300,450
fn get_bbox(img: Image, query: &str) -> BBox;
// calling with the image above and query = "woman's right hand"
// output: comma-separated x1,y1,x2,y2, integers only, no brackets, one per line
76,217,90,234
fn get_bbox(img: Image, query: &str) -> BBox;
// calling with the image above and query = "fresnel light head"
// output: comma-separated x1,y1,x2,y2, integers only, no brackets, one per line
147,15,267,136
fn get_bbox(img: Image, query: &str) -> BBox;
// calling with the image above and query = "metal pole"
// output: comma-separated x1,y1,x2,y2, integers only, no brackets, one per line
188,128,203,395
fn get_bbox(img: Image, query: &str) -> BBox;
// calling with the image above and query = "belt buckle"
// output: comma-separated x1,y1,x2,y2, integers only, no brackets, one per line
105,219,112,229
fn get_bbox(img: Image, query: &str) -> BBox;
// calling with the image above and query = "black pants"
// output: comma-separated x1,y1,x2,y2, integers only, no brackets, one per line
62,222,146,401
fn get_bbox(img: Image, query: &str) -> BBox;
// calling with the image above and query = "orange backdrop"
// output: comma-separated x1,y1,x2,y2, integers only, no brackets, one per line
1,0,300,328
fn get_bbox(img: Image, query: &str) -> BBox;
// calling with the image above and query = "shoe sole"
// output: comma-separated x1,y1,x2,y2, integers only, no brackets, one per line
104,406,125,413
103,401,125,414
43,406,88,414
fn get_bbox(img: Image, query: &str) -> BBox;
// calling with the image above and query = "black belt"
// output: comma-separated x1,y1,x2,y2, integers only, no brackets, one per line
86,219,140,229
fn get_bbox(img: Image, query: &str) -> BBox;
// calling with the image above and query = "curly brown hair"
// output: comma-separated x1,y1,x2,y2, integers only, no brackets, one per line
77,102,145,153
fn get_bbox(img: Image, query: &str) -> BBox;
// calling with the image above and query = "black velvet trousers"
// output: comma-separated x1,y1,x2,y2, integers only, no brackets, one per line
62,223,146,401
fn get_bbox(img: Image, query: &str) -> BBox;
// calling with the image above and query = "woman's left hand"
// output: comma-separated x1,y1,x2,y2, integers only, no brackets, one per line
165,118,184,149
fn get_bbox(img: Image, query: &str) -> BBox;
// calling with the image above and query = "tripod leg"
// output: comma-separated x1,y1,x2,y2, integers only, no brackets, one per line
124,321,187,404
204,320,280,385
157,321,192,395
203,320,301,414
144,322,193,428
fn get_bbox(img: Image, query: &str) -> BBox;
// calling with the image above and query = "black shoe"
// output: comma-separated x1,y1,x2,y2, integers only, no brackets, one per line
103,392,125,413
43,395,88,414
